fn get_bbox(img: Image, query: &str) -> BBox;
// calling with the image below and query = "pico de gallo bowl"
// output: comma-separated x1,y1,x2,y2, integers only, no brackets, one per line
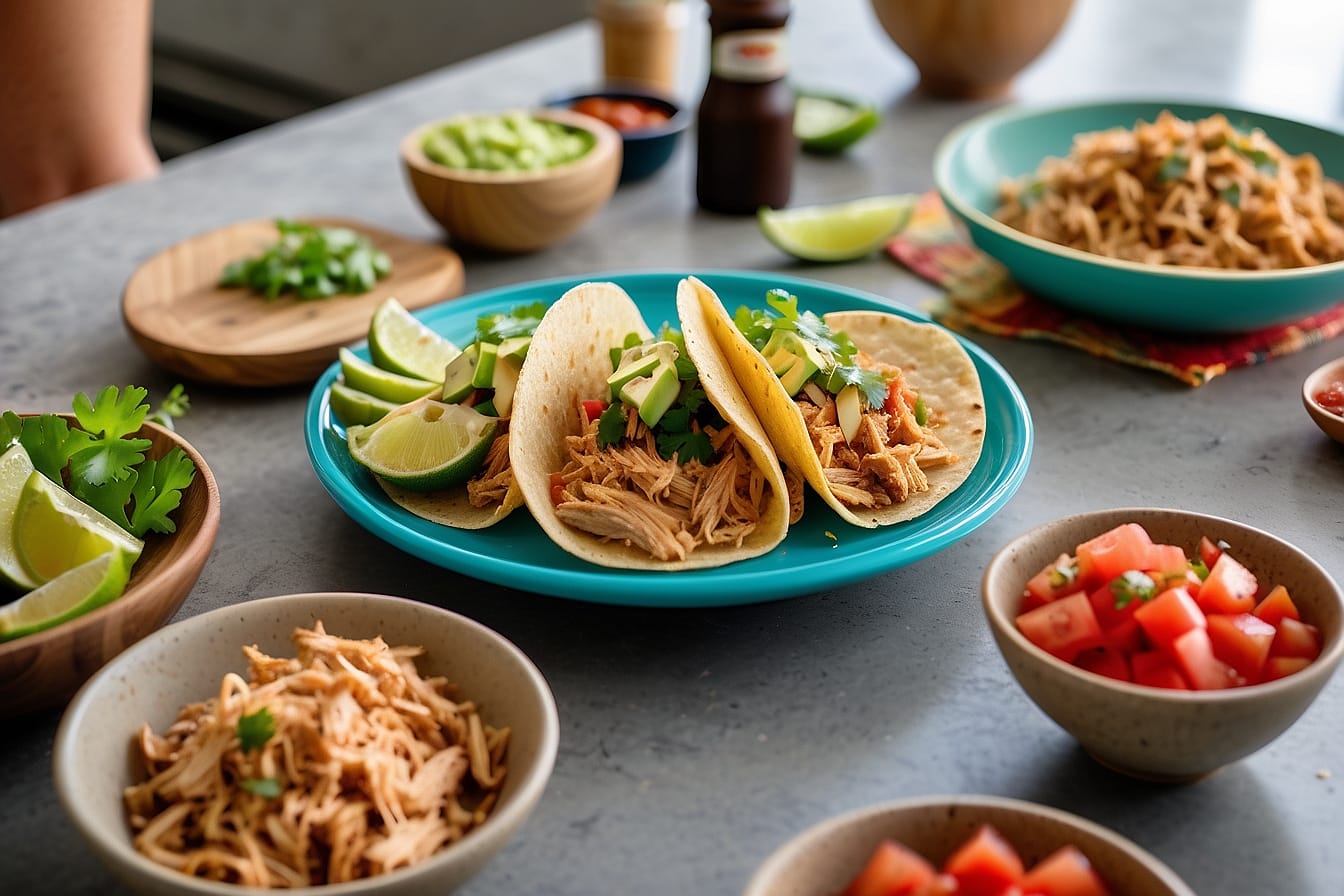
981,508,1344,781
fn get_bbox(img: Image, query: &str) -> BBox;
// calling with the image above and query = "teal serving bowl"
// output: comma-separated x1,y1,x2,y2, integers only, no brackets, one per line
933,100,1344,332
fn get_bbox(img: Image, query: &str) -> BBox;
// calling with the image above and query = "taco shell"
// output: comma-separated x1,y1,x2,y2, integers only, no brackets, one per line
688,277,985,528
379,478,523,530
509,279,792,570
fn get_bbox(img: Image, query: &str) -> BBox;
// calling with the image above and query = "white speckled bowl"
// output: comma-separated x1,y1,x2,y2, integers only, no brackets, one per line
743,795,1195,896
983,508,1344,781
1302,355,1344,445
52,592,559,896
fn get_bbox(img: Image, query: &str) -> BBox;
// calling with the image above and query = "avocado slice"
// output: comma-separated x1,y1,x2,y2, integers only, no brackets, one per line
492,355,522,417
498,335,531,364
778,354,817,396
761,330,825,394
472,342,499,389
442,343,479,403
836,383,861,444
619,362,681,428
607,351,663,399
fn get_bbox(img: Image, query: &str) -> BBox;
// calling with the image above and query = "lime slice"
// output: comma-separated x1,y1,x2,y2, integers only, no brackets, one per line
339,347,439,404
15,470,144,584
759,194,917,262
368,298,460,382
0,551,132,642
329,381,402,426
347,397,498,491
0,443,40,590
794,93,879,153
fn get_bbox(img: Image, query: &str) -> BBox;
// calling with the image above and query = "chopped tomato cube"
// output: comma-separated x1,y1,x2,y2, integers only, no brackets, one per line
1145,544,1189,576
942,825,1025,896
1206,613,1276,681
840,840,937,896
1130,650,1188,689
1270,618,1322,661
1196,553,1258,615
1133,586,1204,652
1170,628,1241,690
1198,536,1225,571
1262,655,1312,682
1074,647,1131,682
1100,617,1144,654
1025,553,1082,606
1076,523,1154,583
580,399,608,422
1087,582,1140,631
1016,593,1104,662
1253,585,1301,628
1020,845,1112,896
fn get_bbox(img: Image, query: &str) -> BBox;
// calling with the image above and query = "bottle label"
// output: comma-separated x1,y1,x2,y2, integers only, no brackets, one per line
710,29,789,82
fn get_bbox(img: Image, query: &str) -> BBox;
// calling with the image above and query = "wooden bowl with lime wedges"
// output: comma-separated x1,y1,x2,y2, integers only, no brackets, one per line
0,415,220,718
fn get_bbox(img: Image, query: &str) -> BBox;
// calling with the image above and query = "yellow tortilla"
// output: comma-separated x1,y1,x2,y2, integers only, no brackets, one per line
508,279,792,570
689,277,986,528
379,478,522,530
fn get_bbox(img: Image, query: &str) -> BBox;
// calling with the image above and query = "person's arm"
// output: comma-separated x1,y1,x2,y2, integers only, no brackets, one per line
0,0,160,218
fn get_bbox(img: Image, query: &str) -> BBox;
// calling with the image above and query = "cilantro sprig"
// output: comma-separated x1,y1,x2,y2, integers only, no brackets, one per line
476,302,547,344
2,386,197,538
219,219,392,300
237,706,276,752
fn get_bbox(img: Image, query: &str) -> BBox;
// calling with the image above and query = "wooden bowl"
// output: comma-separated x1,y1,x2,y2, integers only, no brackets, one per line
743,795,1195,896
1302,355,1344,445
400,109,622,253
869,0,1075,99
0,419,220,718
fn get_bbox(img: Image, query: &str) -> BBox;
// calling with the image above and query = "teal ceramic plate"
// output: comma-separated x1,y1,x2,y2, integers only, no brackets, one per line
304,271,1032,606
933,100,1344,332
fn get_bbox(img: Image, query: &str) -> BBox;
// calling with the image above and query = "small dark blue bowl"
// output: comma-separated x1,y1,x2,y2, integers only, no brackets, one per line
544,85,687,184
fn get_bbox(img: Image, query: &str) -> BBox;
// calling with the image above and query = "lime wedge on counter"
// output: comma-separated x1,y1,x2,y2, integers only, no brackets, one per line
14,469,144,585
329,382,401,426
794,93,879,153
759,194,917,262
347,397,498,491
0,551,132,641
339,348,439,404
367,298,460,382
0,443,40,590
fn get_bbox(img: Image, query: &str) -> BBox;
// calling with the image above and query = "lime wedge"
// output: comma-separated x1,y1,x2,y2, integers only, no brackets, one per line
368,298,460,382
339,347,439,404
794,93,879,153
759,194,917,262
347,396,498,491
15,469,144,585
330,382,401,426
0,551,132,641
0,443,40,590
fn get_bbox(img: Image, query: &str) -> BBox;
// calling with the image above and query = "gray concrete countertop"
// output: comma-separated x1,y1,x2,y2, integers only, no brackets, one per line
2,1,1342,893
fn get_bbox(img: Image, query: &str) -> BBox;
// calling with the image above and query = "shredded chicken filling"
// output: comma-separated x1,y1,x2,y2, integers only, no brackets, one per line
552,403,776,561
802,356,958,509
467,421,513,509
124,623,509,888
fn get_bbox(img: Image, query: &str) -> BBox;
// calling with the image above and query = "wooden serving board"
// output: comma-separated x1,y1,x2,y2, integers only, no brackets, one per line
122,217,464,387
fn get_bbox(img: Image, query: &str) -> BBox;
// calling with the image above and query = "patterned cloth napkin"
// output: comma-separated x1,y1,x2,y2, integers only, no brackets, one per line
886,192,1344,386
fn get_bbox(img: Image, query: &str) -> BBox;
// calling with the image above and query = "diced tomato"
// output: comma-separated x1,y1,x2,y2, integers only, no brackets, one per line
1207,613,1276,681
1170,628,1241,690
1253,585,1301,628
922,875,960,896
580,399,607,422
1016,593,1104,662
1198,536,1225,570
1086,581,1140,631
1025,554,1083,607
1133,587,1205,652
1196,553,1258,615
1020,846,1112,896
1076,523,1154,583
1145,544,1188,576
1074,647,1131,682
839,840,937,896
1270,618,1323,660
883,377,916,417
1100,617,1144,654
1130,650,1188,690
942,825,1025,896
1262,655,1312,682
549,472,567,505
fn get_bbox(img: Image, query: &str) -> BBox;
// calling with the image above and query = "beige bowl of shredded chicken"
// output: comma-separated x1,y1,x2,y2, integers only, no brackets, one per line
53,592,559,895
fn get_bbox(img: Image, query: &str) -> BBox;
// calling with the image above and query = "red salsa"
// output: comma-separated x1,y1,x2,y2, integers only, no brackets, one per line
571,96,671,132
1313,379,1344,417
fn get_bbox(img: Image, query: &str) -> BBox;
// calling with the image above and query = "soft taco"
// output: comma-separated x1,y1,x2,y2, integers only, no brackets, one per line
509,280,797,570
352,303,547,529
688,276,985,528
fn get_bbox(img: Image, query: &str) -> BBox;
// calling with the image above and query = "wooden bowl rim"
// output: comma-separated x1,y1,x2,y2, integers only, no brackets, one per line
400,108,622,185
0,417,221,661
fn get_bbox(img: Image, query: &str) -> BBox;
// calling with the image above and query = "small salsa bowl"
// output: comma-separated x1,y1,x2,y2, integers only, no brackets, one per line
54,591,560,896
0,418,220,718
400,108,621,253
982,507,1343,781
544,85,687,183
743,794,1195,896
1302,354,1344,444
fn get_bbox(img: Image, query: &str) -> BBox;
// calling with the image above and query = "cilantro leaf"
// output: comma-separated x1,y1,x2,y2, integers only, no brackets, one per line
237,707,276,752
596,403,628,448
17,414,87,483
1230,141,1278,175
1158,153,1189,182
827,363,888,409
657,429,714,464
1111,570,1157,609
148,384,191,430
1218,183,1242,209
71,470,136,532
240,777,282,799
127,448,197,536
477,302,546,343
68,386,152,486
